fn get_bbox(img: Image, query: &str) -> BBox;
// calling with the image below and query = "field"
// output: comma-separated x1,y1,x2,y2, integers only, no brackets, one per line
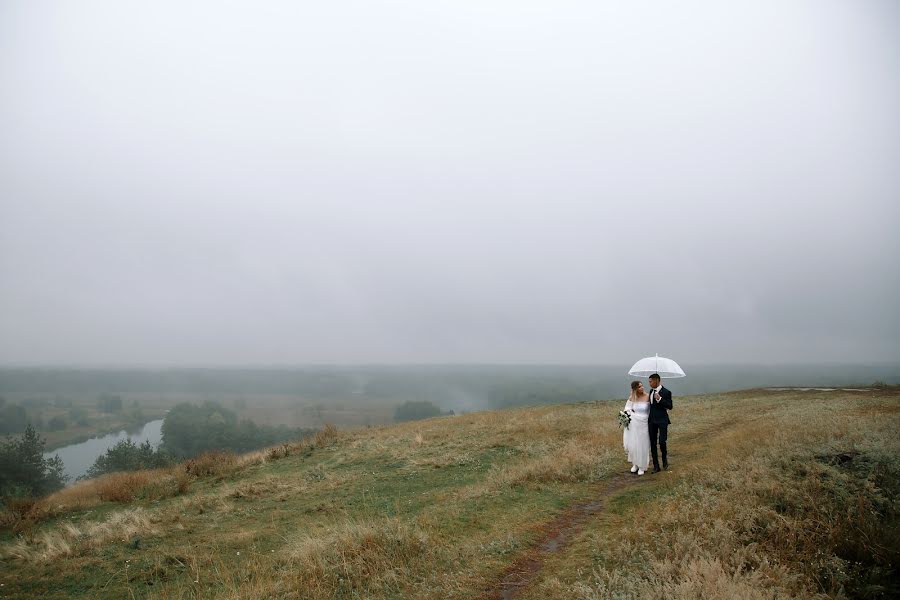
0,393,173,451
2,392,397,452
1,387,898,599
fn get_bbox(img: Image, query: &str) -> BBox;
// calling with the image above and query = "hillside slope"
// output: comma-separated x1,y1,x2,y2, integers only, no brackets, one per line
2,388,898,599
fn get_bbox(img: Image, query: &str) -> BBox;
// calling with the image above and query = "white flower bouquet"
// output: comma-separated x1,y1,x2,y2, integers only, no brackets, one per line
617,409,631,429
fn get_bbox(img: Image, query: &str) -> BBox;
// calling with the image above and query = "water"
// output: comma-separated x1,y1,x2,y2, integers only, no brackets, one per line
44,419,164,483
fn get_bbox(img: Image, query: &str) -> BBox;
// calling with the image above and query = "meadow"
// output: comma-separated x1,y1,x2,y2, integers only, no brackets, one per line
0,386,897,599
0,393,170,452
6,363,898,450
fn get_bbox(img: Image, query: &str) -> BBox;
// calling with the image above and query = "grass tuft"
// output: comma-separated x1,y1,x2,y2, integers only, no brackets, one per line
281,518,435,599
2,507,158,563
184,451,240,478
313,422,340,448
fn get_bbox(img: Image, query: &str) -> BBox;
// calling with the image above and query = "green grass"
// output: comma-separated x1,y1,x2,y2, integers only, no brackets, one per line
1,388,898,599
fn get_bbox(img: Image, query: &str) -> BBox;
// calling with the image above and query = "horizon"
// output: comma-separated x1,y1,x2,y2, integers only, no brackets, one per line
2,360,900,370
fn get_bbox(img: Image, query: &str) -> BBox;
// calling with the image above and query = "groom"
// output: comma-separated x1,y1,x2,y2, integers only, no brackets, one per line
647,373,673,473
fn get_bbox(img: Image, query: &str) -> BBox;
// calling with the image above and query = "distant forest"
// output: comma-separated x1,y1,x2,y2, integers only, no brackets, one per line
1,364,897,413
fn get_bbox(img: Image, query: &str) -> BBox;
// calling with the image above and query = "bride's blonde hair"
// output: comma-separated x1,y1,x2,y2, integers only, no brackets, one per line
629,380,641,401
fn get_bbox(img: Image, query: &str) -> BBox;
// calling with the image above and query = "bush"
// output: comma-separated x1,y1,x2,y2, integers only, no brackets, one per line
137,469,190,499
68,407,90,427
126,406,144,424
393,401,442,422
161,402,313,458
0,425,67,497
97,394,123,413
0,495,39,532
184,451,238,478
94,472,152,503
82,439,173,480
314,423,339,447
91,469,189,503
47,415,68,431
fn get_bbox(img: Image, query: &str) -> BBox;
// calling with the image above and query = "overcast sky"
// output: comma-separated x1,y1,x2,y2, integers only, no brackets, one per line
1,1,898,366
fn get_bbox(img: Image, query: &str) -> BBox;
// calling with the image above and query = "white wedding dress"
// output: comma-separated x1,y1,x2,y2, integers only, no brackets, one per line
623,398,650,470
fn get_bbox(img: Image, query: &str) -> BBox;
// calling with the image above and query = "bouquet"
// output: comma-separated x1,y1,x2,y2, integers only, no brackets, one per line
617,409,631,429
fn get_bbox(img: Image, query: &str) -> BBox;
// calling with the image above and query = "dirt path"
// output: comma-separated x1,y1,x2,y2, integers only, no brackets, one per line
475,418,731,600
475,472,651,600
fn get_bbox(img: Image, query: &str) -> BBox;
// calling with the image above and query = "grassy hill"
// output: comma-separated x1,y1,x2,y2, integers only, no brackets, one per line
1,387,898,599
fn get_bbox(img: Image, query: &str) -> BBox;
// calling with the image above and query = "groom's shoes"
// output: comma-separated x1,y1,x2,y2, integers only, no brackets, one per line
663,462,669,471
651,466,662,474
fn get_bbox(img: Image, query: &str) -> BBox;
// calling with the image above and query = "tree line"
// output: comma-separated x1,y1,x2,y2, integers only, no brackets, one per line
0,425,66,497
160,402,315,459
0,401,317,500
0,394,145,435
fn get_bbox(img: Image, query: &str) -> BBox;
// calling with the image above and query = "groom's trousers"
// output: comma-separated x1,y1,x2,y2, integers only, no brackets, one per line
649,422,668,469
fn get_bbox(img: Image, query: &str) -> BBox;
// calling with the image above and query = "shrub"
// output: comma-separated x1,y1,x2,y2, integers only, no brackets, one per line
393,401,442,422
83,439,172,480
267,443,292,460
97,394,123,413
0,425,67,497
184,451,239,478
68,407,90,427
161,402,314,458
47,415,68,431
314,423,339,447
0,496,38,532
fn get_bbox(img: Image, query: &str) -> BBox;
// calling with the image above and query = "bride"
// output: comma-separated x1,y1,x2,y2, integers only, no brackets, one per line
623,381,651,475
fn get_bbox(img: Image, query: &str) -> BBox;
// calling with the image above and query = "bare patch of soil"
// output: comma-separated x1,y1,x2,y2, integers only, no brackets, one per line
476,473,650,600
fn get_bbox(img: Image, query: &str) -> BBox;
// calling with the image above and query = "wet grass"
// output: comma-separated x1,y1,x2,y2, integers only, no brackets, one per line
1,400,621,598
1,388,898,599
516,389,900,600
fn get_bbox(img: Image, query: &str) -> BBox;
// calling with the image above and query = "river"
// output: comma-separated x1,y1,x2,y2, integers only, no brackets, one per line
43,419,165,483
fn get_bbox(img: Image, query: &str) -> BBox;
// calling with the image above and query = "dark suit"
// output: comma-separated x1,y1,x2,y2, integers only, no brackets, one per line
648,385,672,470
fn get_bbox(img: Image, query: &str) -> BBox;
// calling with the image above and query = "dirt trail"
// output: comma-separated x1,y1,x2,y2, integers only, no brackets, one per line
476,419,731,600
475,473,650,600
475,391,880,599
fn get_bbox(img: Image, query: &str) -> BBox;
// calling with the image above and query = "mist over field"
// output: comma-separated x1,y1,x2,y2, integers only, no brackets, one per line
2,0,899,369
2,364,898,415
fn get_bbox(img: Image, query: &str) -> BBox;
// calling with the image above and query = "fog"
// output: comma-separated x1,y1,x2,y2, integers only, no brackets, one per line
1,1,899,366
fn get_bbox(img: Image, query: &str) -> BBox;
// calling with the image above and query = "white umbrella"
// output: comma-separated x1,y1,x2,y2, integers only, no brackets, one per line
628,354,686,378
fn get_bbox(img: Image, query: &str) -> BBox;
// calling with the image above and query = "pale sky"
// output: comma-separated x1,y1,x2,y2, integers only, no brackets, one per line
1,1,899,365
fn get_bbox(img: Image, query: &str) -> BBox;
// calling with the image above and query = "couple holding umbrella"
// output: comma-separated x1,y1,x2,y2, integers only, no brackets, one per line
621,354,684,475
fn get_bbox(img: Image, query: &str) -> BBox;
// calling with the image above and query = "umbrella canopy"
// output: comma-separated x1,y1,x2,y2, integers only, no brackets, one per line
628,354,686,378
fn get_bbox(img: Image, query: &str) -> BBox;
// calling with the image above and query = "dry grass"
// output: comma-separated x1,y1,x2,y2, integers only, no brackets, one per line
2,392,897,600
496,435,612,485
534,392,900,600
225,475,299,499
0,496,38,533
91,468,191,503
178,492,234,517
279,517,436,598
0,424,337,531
313,422,340,447
184,451,240,478
2,467,191,533
102,517,442,600
1,507,159,563
451,403,623,500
